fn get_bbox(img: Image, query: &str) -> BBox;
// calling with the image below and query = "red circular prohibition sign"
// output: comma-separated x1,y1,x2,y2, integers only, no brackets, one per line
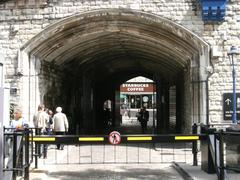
108,131,121,145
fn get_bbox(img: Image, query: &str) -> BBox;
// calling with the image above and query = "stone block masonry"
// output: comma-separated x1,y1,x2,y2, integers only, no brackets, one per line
0,0,239,125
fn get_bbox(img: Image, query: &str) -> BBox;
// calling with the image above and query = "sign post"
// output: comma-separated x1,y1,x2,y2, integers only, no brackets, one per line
223,93,240,120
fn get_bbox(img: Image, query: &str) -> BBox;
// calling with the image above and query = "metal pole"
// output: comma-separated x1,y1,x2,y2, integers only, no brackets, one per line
12,133,17,180
0,61,4,179
192,123,198,166
219,130,225,180
24,129,29,180
34,143,38,168
232,63,237,124
0,89,3,179
228,46,239,124
152,83,155,134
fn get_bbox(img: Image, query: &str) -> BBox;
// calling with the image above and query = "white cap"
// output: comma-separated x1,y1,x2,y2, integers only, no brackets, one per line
56,107,62,113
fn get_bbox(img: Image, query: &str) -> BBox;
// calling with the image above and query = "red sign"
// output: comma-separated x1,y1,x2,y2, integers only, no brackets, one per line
108,131,121,145
120,83,155,92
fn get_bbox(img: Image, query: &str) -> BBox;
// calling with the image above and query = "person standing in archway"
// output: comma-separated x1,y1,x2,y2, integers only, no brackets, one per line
33,104,48,134
43,109,54,158
53,107,69,150
139,107,149,134
103,107,112,128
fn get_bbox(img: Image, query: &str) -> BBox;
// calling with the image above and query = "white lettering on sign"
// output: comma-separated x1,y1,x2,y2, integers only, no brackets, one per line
122,84,149,88
127,87,144,91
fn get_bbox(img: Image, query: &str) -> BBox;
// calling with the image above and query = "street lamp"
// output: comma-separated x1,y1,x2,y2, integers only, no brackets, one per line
228,46,239,124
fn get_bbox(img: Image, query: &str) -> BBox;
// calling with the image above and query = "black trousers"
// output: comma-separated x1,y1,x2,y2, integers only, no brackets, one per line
55,132,65,149
141,121,147,134
43,128,52,158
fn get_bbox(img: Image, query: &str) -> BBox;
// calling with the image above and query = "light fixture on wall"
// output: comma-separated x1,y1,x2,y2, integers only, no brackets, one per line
15,71,24,78
227,46,239,124
9,24,18,38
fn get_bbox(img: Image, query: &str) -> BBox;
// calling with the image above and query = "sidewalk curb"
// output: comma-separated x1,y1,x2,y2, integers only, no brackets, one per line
172,162,194,180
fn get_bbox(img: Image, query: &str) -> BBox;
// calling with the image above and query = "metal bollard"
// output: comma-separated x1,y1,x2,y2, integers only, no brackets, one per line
12,132,17,180
24,129,30,180
192,123,198,166
218,130,225,180
34,128,40,169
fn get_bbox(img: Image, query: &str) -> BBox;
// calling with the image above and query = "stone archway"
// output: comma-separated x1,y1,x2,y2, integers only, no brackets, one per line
18,9,210,133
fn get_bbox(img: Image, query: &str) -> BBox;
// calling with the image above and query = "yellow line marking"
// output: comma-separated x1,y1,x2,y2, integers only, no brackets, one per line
127,137,152,141
175,136,199,140
30,137,56,142
79,137,104,141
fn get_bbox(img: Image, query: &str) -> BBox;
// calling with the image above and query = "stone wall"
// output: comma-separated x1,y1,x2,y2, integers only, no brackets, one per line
0,0,239,124
205,1,240,123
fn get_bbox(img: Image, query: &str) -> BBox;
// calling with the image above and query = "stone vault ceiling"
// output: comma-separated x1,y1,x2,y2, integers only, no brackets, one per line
22,9,208,81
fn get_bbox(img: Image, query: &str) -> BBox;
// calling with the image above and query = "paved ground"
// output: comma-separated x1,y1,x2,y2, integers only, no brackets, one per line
30,164,183,180
28,140,191,180
175,163,240,180
40,143,193,165
26,141,239,180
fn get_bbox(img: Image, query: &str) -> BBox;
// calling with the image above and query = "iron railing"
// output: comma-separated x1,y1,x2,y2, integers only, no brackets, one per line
40,142,195,165
3,128,31,180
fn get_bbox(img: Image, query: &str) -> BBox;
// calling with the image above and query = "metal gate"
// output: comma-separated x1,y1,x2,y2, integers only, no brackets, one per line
31,134,203,167
4,126,240,180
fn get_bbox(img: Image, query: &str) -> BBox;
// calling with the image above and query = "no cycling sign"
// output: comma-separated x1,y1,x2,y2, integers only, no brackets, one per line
108,131,121,145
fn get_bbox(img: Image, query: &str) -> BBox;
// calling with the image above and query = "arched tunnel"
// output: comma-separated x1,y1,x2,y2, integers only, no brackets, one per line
20,9,210,135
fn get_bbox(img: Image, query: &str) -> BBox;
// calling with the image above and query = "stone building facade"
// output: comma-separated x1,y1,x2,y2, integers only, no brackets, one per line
0,0,239,133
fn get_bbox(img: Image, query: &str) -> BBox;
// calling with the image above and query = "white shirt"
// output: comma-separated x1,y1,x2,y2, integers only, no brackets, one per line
11,118,28,128
33,111,49,129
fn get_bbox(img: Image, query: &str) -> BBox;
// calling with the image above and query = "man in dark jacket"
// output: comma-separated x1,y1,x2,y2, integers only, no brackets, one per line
139,107,149,133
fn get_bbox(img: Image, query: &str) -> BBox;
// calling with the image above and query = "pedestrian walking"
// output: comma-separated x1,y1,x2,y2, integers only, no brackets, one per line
33,104,49,157
138,107,149,133
33,104,48,134
45,109,53,134
53,107,69,150
103,107,111,128
43,109,54,158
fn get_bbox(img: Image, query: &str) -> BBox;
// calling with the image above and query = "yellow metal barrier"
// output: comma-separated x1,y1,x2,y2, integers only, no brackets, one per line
127,137,152,141
30,137,56,142
79,137,104,141
175,136,199,140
